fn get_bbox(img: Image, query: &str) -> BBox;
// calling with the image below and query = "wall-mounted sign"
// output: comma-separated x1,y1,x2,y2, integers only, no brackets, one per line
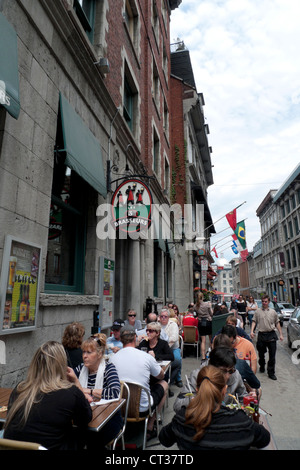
0,236,42,334
111,179,153,234
98,257,114,330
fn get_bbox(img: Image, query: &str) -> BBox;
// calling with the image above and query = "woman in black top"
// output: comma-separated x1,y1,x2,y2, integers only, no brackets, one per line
138,322,174,362
62,321,85,369
159,365,270,450
236,295,247,328
4,341,92,450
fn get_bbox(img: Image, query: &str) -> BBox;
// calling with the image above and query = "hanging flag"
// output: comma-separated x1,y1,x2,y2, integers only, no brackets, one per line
232,234,243,251
240,249,249,261
226,209,237,231
231,244,239,254
234,220,247,250
211,246,218,258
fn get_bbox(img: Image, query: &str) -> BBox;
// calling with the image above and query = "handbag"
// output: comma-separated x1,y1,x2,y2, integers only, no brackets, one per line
199,318,207,327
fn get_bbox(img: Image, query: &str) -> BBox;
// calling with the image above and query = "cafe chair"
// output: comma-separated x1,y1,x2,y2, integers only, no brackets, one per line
123,380,156,450
109,381,130,450
182,325,199,359
0,438,47,450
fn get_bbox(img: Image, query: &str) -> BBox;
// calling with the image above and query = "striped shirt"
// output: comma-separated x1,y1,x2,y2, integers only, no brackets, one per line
75,361,120,400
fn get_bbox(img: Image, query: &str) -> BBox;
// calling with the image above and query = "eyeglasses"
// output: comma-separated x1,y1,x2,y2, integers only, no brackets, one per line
146,329,156,334
159,315,168,319
128,314,136,317
220,366,236,375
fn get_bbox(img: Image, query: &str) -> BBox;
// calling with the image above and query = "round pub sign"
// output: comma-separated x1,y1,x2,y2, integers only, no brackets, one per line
111,179,153,233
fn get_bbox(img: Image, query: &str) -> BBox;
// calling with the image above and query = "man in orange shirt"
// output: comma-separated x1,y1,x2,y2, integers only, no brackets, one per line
222,324,257,374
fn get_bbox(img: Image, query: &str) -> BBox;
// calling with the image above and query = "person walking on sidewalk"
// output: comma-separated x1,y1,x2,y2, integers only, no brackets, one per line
250,294,283,380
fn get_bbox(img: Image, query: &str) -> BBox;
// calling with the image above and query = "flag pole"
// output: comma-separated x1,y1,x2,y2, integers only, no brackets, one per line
204,201,246,233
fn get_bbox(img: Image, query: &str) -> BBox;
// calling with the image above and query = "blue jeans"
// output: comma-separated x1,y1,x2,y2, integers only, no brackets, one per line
170,347,182,383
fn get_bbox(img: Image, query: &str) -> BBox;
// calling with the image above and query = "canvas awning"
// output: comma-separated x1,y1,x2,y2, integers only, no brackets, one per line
0,13,20,119
59,93,107,197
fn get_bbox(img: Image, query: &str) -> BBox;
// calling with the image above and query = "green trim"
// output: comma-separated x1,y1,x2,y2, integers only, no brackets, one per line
73,0,95,43
0,13,20,119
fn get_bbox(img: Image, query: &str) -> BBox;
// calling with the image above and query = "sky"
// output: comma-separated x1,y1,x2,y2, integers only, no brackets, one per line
170,0,300,262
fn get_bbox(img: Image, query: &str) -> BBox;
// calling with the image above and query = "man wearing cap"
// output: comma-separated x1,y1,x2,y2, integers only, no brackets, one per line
110,325,168,440
106,319,124,355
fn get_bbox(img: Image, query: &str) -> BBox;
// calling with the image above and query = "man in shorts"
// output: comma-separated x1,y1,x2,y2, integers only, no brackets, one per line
110,325,168,440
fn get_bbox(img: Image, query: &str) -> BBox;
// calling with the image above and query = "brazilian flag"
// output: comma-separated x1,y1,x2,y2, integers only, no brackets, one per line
234,221,246,250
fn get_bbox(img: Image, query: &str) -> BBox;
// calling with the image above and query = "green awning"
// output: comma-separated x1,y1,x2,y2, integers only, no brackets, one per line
0,13,20,119
59,93,107,197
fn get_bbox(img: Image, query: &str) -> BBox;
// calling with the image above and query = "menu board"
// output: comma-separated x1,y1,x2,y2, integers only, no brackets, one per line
0,236,42,334
98,257,114,330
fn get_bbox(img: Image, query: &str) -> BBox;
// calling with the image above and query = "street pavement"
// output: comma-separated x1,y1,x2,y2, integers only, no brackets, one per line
148,321,300,451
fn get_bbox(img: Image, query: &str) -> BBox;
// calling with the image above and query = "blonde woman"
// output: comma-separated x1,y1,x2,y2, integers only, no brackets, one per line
4,341,92,450
159,365,270,450
68,333,122,449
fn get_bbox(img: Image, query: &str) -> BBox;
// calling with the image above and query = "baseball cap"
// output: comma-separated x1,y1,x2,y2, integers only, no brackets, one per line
112,319,125,330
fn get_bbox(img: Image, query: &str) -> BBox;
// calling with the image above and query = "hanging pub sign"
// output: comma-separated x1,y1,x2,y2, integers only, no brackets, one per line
111,178,153,234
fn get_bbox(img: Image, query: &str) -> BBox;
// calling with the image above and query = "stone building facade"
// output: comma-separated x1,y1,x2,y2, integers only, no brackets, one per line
0,0,216,385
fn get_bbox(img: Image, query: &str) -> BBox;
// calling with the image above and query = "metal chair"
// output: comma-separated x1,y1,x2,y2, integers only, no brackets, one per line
122,380,156,450
110,381,130,450
0,438,47,450
182,325,199,359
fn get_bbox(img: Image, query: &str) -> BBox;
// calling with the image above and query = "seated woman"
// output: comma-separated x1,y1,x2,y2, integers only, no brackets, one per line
68,333,122,449
4,341,92,450
62,321,85,369
159,365,270,450
137,322,174,362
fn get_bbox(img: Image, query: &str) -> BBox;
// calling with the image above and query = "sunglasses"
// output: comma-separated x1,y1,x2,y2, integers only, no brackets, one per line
128,314,136,317
160,315,168,319
146,329,157,334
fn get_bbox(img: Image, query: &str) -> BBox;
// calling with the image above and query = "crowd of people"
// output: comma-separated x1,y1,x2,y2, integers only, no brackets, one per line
1,292,282,450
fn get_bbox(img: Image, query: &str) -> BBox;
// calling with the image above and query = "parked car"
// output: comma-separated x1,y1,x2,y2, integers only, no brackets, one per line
275,302,295,320
287,307,300,349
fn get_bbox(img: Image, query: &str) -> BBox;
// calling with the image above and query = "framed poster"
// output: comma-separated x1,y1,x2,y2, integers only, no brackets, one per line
98,257,114,330
0,236,42,335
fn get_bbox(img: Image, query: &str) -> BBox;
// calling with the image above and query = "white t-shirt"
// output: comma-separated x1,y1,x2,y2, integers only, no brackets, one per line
110,346,162,412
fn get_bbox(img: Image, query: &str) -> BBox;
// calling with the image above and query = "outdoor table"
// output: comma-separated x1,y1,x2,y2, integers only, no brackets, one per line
0,387,125,433
88,399,125,432
157,360,171,374
259,413,277,450
0,387,11,423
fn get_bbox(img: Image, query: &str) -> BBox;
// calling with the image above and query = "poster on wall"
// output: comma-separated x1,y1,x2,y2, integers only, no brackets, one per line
98,257,114,330
0,236,42,335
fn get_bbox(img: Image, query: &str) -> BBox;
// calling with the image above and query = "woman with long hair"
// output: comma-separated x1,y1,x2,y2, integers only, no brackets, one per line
159,365,270,450
4,341,92,450
194,292,213,362
67,333,122,449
